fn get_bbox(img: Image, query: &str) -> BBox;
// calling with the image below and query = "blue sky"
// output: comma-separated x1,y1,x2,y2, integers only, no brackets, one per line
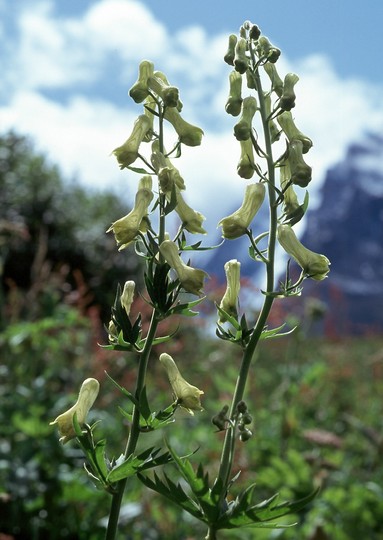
1,0,383,234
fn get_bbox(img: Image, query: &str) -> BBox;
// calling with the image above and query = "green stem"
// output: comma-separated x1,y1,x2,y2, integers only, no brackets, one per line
216,59,278,498
105,312,159,540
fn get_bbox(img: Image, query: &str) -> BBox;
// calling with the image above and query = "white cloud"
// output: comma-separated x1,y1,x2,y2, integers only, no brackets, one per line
1,0,383,236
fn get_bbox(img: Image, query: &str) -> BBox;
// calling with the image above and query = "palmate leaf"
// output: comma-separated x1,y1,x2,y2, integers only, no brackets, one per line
166,441,220,523
107,446,173,483
137,471,204,521
216,488,320,530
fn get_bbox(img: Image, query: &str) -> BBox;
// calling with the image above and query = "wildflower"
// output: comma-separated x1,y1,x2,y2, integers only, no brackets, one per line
234,96,257,141
120,280,135,315
172,187,206,235
237,139,256,179
219,259,241,322
107,176,153,250
113,115,151,168
280,160,304,224
218,183,265,239
50,378,100,444
277,224,330,280
234,37,248,74
280,73,299,111
129,60,154,103
163,108,204,147
277,111,312,153
257,36,281,63
159,240,208,295
148,72,180,108
263,62,284,97
287,139,312,187
151,139,185,191
224,34,237,66
225,70,243,117
159,353,203,414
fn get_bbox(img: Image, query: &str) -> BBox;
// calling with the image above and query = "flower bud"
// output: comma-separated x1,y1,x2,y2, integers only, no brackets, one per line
171,187,207,235
257,36,281,63
120,280,135,315
148,71,180,108
280,73,299,111
263,92,280,143
263,62,284,97
151,139,186,192
277,111,312,153
159,240,208,295
287,139,312,187
277,224,330,280
129,60,154,103
107,176,154,250
219,259,241,322
237,139,256,179
218,183,265,239
239,428,252,442
50,378,100,444
163,108,204,146
234,37,248,74
159,353,204,415
151,148,173,193
225,70,243,117
233,96,257,141
249,24,261,41
224,34,237,66
113,115,151,169
280,160,303,222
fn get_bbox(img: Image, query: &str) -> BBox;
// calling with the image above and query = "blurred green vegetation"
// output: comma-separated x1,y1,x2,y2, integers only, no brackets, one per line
1,133,382,539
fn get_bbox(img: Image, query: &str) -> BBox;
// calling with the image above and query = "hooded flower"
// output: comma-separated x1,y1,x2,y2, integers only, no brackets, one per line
159,240,208,296
219,259,241,323
172,187,206,235
280,73,299,111
107,176,153,250
287,139,312,187
129,60,154,103
234,96,258,141
159,353,203,414
113,115,151,169
120,280,135,315
218,183,265,239
225,70,243,116
277,224,330,280
163,107,204,147
277,111,312,153
50,378,100,444
237,138,256,179
148,71,180,108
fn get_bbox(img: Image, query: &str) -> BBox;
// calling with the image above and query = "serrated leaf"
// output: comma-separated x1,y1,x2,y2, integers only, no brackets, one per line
107,447,172,483
138,471,204,520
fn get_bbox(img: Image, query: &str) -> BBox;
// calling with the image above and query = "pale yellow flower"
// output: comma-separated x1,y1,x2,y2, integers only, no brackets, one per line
159,240,208,296
218,183,265,239
113,115,151,168
159,353,203,415
120,280,135,315
219,259,241,322
277,224,330,280
107,176,153,250
50,378,100,444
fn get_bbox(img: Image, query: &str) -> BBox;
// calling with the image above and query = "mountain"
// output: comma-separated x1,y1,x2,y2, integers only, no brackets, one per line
301,132,383,334
204,132,383,334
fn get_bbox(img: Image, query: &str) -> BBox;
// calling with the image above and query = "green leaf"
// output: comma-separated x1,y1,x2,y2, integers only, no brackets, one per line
127,165,152,174
260,323,297,340
105,372,139,407
166,441,220,522
107,447,173,483
138,471,204,520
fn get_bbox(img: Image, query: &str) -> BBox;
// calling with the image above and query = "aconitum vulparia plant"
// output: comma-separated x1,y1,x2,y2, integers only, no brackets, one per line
51,21,330,540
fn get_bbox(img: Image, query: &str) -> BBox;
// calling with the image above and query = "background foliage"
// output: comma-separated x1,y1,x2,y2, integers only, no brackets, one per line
1,133,382,539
